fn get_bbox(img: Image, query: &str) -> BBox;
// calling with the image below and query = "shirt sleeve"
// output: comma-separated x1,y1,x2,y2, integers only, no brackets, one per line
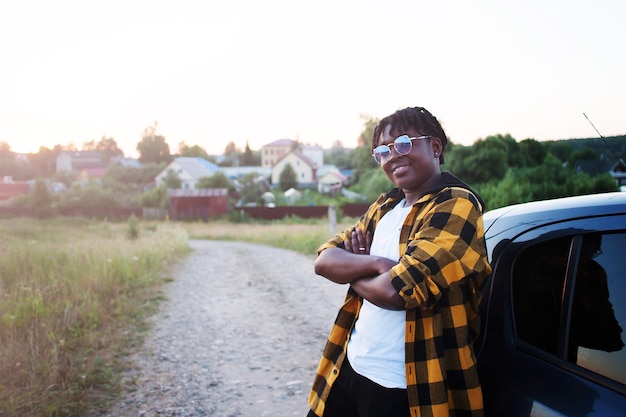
390,188,491,310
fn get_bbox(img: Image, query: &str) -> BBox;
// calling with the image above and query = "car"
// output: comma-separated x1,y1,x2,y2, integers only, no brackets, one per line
475,192,626,416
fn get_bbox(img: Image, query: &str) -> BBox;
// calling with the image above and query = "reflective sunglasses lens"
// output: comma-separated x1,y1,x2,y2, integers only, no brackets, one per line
394,135,412,155
373,146,390,164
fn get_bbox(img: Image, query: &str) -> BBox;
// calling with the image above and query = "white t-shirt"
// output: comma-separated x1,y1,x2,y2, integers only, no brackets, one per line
347,199,412,388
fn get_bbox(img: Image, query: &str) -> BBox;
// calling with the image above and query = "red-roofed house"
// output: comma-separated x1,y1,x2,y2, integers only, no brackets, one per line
261,139,296,169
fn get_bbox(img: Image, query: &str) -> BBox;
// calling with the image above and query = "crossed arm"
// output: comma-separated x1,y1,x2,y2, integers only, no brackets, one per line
314,229,405,310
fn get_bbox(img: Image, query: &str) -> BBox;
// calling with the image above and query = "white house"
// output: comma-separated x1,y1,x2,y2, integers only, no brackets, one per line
317,168,348,195
262,139,324,170
155,157,221,189
271,151,317,186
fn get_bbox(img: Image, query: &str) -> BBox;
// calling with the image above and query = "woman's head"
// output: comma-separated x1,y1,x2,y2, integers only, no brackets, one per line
371,107,448,164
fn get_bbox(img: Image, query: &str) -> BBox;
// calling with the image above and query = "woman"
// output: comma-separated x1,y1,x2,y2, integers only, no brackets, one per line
307,106,492,417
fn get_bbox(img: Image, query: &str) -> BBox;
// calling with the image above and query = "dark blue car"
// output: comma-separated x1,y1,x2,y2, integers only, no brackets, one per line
475,192,626,416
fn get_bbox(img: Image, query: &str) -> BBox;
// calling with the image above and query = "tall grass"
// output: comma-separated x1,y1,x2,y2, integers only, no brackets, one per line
0,218,189,417
0,215,354,416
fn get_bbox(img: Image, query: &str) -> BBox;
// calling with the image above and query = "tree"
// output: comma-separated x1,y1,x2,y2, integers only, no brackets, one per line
569,148,598,166
141,184,168,209
137,121,171,164
447,138,508,184
325,140,353,169
179,142,210,159
29,178,54,218
27,146,60,178
279,163,297,191
196,172,234,192
0,142,17,177
350,115,380,183
224,141,239,155
241,140,255,166
519,138,547,166
162,169,182,189
83,136,124,162
238,173,267,206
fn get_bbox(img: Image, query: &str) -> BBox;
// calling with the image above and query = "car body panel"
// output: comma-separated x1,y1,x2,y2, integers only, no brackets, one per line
476,192,626,416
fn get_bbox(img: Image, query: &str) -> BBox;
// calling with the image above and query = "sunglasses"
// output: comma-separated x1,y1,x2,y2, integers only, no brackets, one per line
372,135,433,164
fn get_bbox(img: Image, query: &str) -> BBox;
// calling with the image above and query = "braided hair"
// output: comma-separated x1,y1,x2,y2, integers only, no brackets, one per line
371,106,448,164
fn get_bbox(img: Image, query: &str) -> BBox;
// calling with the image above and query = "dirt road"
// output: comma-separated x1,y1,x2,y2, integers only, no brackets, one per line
104,240,346,417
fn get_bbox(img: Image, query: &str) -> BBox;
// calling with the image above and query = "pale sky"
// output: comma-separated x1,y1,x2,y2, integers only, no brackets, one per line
1,0,624,158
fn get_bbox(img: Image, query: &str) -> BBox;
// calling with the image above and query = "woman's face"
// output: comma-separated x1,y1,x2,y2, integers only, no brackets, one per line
377,123,442,196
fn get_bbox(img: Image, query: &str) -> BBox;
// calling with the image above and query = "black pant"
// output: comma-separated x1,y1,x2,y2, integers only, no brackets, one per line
307,360,410,417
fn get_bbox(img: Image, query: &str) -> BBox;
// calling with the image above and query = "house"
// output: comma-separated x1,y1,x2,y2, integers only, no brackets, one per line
271,150,317,187
167,188,228,220
574,158,626,188
56,150,108,178
317,169,348,195
610,159,626,187
261,139,324,168
262,139,295,169
155,157,221,189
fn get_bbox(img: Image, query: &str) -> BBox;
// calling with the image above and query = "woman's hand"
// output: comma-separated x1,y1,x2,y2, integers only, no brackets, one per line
344,228,372,255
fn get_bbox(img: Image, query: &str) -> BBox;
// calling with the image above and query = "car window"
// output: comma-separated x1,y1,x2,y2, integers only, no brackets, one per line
571,233,626,385
512,236,571,355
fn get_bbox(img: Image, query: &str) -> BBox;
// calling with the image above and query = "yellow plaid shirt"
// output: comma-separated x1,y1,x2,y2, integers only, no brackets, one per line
308,174,492,417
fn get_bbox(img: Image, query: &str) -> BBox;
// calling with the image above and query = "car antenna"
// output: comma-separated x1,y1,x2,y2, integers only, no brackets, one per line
583,112,622,162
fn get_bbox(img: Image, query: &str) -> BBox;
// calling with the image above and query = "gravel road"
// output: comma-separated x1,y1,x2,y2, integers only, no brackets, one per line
104,239,346,417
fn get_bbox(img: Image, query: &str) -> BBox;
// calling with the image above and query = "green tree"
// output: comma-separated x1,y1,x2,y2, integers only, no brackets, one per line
351,116,379,184
350,168,393,202
27,146,60,178
324,140,353,169
568,148,598,166
29,178,55,218
137,121,171,164
162,169,182,189
241,140,255,166
544,141,574,162
519,138,547,166
0,142,15,177
447,138,508,184
141,184,168,209
83,136,124,162
105,163,165,189
196,172,234,192
279,163,298,191
238,173,266,205
179,142,210,159
56,183,119,216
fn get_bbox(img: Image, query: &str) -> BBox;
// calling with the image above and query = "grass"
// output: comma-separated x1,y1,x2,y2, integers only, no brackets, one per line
0,217,190,417
0,215,354,416
179,215,354,256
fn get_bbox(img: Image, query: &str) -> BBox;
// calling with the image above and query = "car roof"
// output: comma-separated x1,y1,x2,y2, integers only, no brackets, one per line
483,192,626,244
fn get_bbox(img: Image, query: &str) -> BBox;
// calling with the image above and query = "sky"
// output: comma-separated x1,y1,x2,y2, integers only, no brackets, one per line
1,0,625,158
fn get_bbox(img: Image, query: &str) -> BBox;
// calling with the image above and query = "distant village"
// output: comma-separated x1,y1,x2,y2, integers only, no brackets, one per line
0,138,363,220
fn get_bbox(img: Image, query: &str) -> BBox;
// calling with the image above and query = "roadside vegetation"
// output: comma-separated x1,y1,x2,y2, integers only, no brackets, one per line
0,218,189,417
0,215,353,416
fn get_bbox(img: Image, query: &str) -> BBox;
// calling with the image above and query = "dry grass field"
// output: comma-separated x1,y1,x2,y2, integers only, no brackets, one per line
0,216,353,416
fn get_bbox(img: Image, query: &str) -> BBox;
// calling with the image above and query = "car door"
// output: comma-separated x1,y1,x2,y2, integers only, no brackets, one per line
477,214,626,416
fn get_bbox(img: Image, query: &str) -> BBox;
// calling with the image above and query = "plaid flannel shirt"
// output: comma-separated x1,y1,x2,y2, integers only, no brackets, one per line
308,173,492,417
